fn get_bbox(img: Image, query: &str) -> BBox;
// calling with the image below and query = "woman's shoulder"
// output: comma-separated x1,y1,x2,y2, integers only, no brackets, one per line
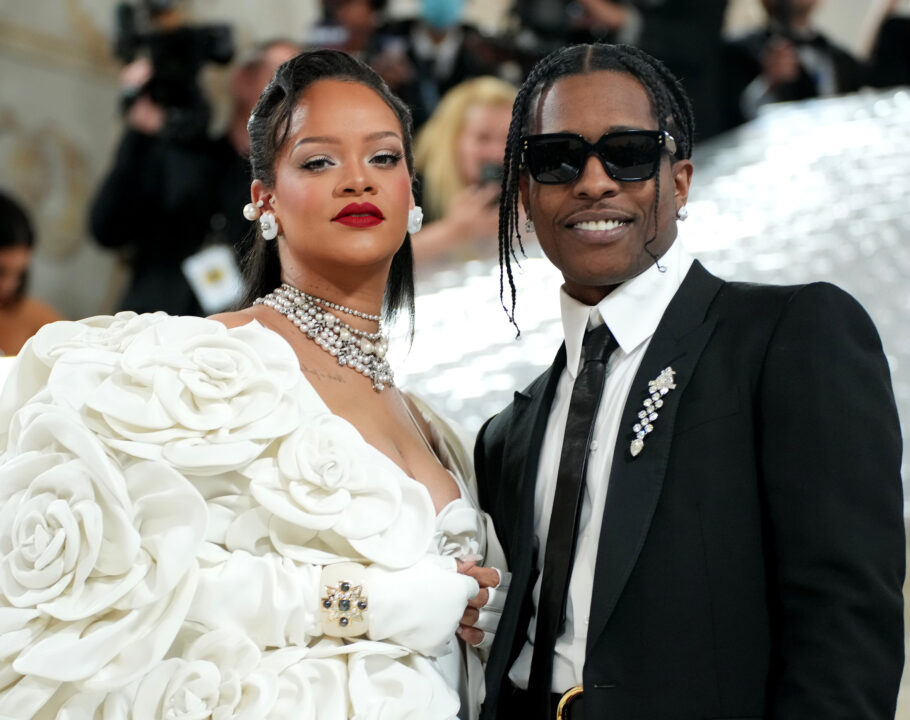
18,295,63,325
209,305,269,329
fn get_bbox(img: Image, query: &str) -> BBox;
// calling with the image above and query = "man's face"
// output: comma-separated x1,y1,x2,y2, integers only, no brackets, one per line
520,70,692,305
760,0,819,22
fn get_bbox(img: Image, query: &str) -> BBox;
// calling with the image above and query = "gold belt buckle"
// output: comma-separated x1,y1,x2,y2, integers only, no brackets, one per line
556,685,583,720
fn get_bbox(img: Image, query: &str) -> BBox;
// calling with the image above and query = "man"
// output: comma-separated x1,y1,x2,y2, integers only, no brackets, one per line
90,39,300,316
720,0,868,131
475,43,904,719
514,0,730,140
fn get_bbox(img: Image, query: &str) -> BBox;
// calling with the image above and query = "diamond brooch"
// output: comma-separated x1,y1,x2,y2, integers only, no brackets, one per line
630,366,677,457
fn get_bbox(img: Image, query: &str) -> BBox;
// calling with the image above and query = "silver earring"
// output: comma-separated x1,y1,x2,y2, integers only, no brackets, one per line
407,206,424,234
676,206,689,221
524,217,535,233
260,211,279,240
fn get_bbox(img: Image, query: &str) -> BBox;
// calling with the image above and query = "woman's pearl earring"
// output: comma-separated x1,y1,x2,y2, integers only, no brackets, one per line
242,199,264,221
676,205,689,221
524,217,535,233
260,211,279,240
407,206,424,234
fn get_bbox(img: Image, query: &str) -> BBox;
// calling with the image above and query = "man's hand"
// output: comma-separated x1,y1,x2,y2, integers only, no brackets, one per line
761,36,802,87
120,58,165,134
457,560,508,648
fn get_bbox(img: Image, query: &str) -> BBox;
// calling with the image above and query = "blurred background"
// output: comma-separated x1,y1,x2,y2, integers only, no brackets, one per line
0,0,902,320
0,0,908,712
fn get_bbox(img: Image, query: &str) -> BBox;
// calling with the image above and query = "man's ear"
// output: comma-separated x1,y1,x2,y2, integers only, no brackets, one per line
518,173,531,220
672,159,693,211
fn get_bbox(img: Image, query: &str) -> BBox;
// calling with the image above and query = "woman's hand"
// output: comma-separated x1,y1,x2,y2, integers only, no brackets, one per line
446,184,501,241
456,560,510,650
411,184,500,266
366,556,480,656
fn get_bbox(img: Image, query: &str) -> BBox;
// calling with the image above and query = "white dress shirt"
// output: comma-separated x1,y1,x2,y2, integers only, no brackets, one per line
509,240,694,692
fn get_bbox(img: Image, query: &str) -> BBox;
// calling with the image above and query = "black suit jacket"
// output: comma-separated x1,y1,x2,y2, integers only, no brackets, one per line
475,262,904,719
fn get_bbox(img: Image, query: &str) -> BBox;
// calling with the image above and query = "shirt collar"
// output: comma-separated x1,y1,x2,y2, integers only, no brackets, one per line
560,240,694,378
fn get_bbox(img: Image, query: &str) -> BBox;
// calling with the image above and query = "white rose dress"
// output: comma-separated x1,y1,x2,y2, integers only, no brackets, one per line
0,313,495,720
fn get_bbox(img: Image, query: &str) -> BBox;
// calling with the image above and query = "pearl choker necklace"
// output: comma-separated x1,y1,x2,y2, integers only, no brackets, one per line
254,283,394,391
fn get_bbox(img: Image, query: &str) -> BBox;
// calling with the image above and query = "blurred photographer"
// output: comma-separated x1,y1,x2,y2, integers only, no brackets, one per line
513,0,729,140
720,0,869,130
411,77,517,271
90,1,299,315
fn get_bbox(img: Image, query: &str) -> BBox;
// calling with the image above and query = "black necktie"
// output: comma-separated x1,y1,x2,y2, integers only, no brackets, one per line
528,323,618,701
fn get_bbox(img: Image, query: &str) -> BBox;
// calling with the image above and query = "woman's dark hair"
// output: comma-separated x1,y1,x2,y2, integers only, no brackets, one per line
0,190,35,303
242,48,415,332
497,43,695,330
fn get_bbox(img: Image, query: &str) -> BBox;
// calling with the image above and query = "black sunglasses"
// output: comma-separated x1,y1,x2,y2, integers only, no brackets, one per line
521,129,677,184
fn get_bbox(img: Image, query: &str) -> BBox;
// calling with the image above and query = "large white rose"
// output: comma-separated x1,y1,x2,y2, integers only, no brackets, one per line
0,313,166,451
74,317,303,475
52,633,350,720
250,415,436,569
0,403,206,699
347,646,461,720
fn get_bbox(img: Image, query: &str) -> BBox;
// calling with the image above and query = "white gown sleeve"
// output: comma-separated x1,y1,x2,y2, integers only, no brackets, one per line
189,545,479,657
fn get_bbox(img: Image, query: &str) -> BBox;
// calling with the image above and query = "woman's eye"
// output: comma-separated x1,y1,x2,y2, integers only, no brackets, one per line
301,156,334,171
371,152,403,167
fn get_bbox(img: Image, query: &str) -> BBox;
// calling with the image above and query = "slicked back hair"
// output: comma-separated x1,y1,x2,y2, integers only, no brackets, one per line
243,49,416,333
497,43,695,331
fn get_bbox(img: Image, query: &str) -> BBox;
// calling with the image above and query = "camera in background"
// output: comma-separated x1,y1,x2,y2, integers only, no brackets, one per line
114,0,234,142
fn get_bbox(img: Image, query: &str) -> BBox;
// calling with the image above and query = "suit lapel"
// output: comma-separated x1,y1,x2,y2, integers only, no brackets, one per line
501,344,566,564
483,347,566,710
587,262,724,647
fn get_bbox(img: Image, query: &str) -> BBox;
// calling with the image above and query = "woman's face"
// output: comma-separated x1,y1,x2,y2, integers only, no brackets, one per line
456,102,512,186
262,79,413,285
0,245,29,306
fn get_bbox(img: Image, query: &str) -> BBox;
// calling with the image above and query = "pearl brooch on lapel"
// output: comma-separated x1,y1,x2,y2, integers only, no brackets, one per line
630,367,677,457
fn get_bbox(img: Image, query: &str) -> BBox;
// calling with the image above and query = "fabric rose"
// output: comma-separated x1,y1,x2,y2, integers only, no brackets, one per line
0,313,167,450
52,633,350,720
74,317,303,475
0,403,206,713
250,414,436,568
347,646,461,719
433,498,485,560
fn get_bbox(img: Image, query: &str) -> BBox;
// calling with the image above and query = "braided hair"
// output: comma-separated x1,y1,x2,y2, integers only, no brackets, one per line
497,43,695,331
243,49,416,333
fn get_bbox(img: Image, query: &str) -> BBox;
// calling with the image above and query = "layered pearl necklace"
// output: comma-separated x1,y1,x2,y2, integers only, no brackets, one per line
254,283,394,391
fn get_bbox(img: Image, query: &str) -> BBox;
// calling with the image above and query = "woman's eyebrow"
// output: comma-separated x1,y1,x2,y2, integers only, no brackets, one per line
293,130,401,150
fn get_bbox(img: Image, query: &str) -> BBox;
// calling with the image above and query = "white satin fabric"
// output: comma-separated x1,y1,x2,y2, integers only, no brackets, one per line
0,313,489,719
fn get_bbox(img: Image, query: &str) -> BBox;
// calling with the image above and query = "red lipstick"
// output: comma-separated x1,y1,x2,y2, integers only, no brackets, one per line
332,202,384,228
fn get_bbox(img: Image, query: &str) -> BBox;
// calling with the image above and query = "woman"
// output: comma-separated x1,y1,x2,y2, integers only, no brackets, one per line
0,50,504,719
0,191,62,355
411,77,517,267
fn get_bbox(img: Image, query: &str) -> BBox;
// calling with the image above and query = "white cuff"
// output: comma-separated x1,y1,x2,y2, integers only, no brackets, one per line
473,630,495,653
366,555,479,657
474,607,501,633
